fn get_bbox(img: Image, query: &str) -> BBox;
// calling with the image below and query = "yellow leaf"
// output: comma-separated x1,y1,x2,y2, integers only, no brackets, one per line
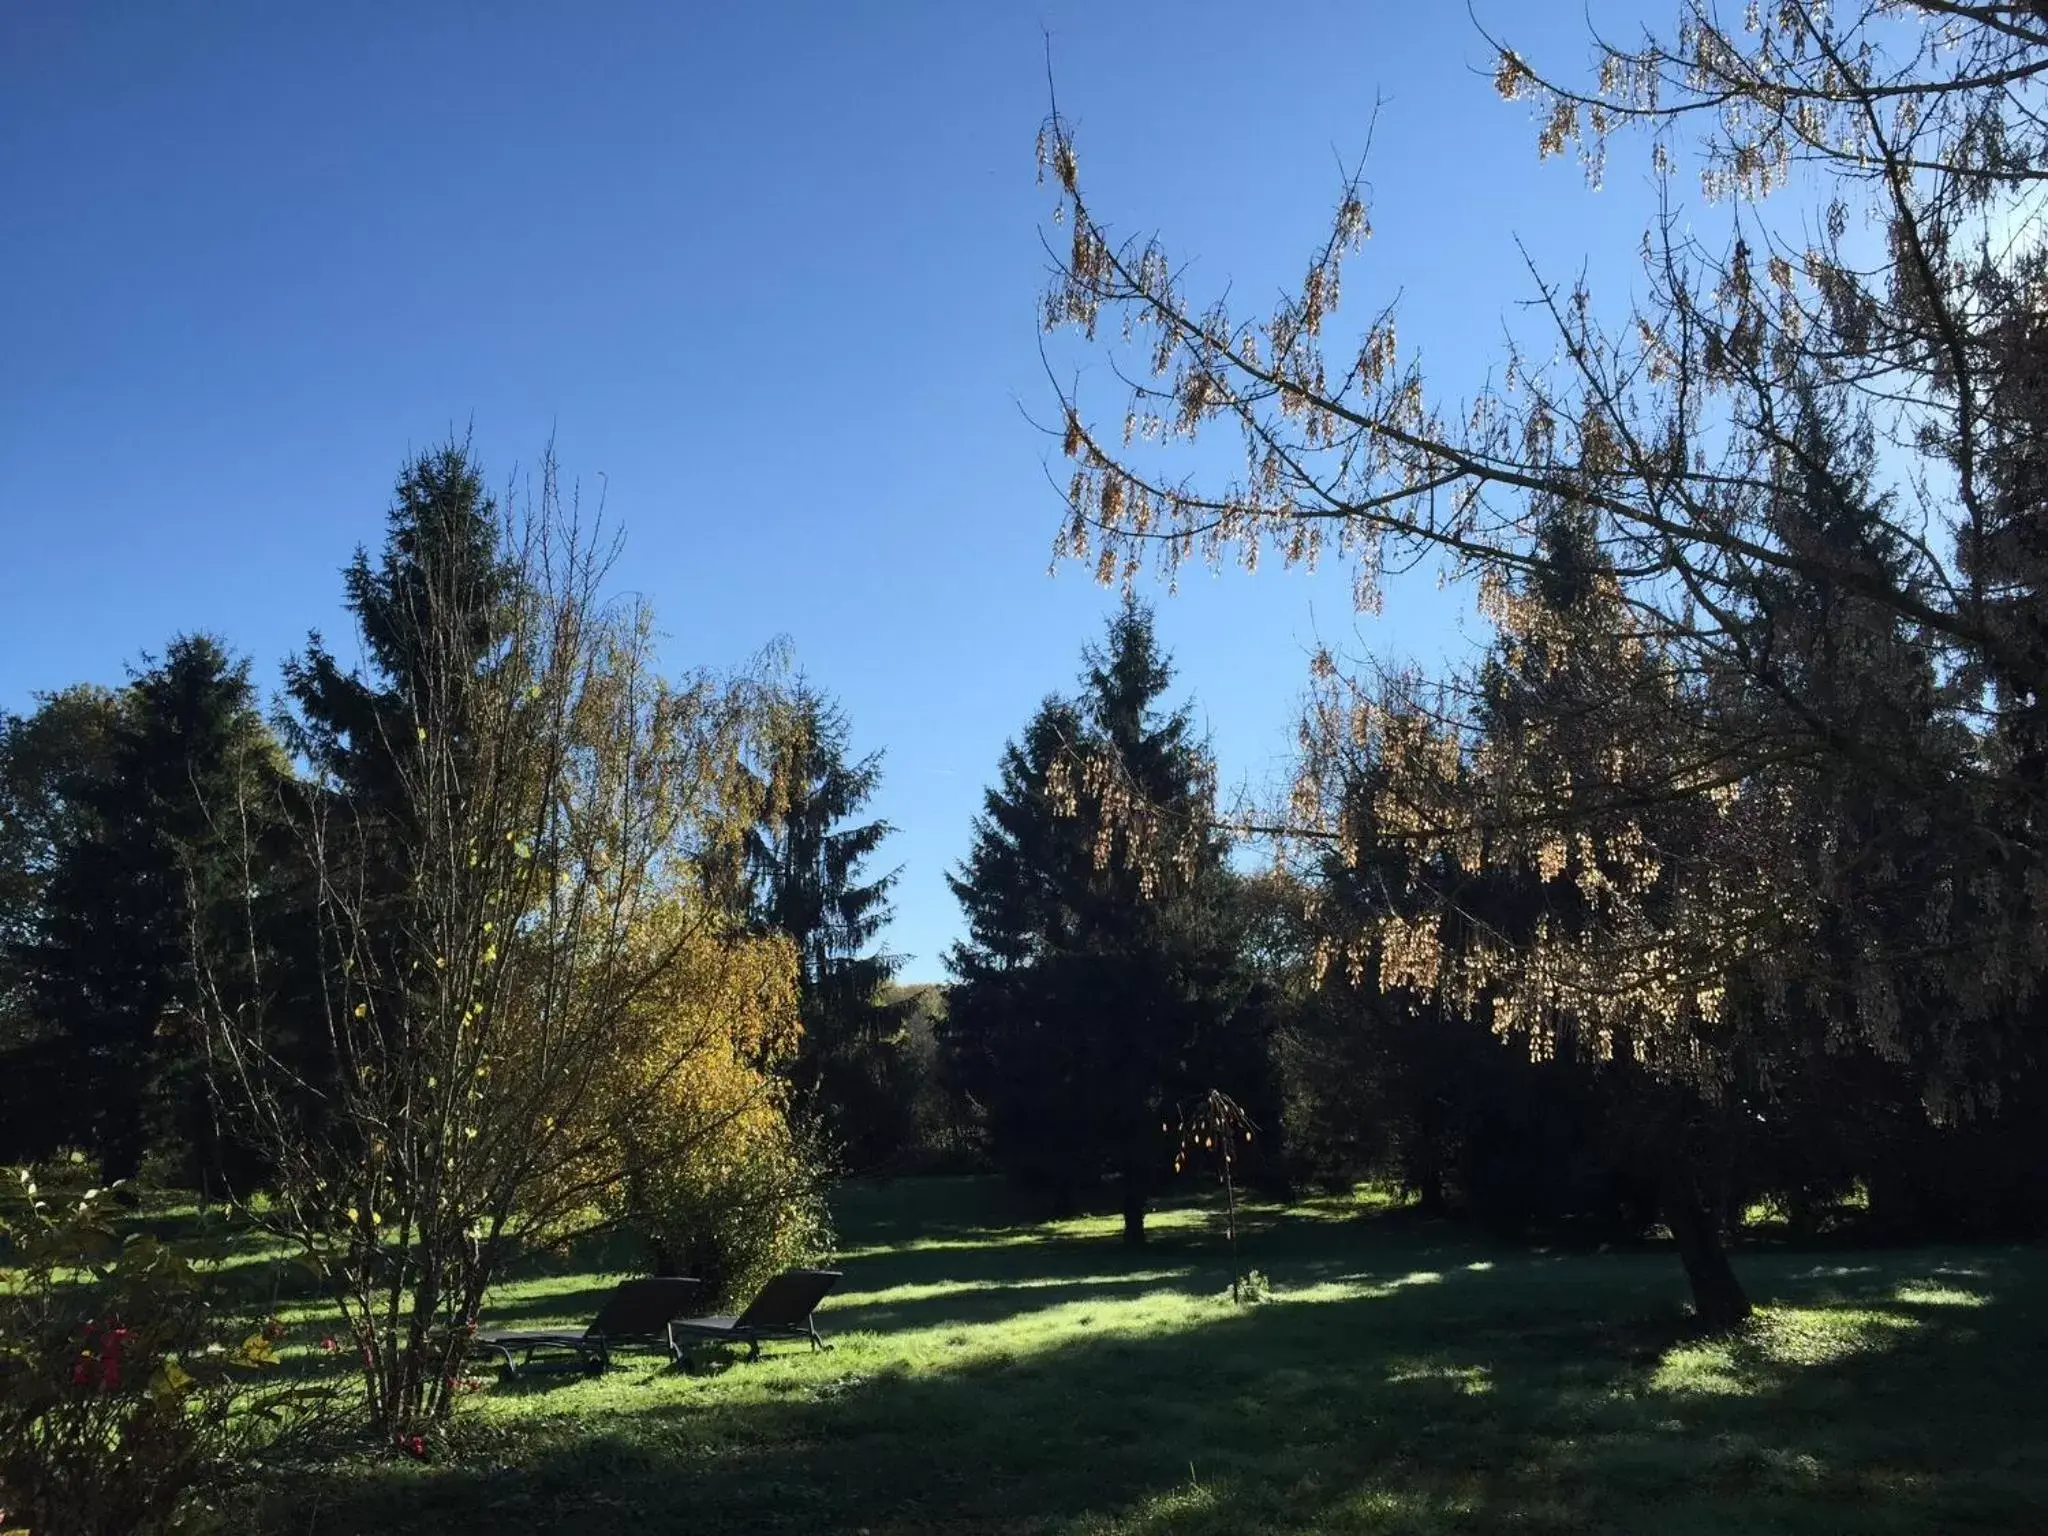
353,1003,367,1020
152,1358,195,1398
345,1206,359,1223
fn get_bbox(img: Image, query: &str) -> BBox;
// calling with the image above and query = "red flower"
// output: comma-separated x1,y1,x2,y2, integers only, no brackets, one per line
71,1357,93,1387
320,1336,339,1354
98,1326,130,1391
396,1433,428,1461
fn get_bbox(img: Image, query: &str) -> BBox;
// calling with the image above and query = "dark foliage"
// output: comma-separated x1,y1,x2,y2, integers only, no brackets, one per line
944,601,1264,1242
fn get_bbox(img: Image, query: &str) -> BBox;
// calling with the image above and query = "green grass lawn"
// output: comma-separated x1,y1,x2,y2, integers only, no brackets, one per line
260,1178,2048,1535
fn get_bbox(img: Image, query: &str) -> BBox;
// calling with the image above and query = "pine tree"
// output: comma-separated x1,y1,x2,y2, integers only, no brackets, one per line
283,441,514,812
0,687,122,1045
945,600,1247,1243
745,683,910,1170
276,441,518,1105
13,637,282,1180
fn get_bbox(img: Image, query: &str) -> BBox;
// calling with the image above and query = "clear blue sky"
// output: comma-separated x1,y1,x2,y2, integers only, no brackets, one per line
3,2,1663,978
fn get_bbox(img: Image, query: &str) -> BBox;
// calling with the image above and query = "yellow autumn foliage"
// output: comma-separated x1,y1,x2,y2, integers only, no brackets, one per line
522,896,827,1305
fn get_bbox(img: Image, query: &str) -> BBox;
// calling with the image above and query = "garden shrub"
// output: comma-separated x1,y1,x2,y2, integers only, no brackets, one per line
0,1164,311,1536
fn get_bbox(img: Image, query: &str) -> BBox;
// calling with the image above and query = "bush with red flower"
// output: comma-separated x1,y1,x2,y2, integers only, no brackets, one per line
0,1162,324,1536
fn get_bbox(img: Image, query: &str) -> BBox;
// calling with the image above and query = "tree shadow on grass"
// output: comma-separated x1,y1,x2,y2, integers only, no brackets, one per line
267,1237,2047,1536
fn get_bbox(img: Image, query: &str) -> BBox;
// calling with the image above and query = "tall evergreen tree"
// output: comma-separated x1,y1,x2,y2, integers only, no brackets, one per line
275,442,518,1088
945,600,1248,1243
745,683,910,1169
283,441,514,812
0,687,124,1162
0,688,122,1045
11,637,282,1179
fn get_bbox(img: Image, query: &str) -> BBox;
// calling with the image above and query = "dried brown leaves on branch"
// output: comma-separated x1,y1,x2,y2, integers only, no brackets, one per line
1170,1089,1259,1301
1036,1,2048,1112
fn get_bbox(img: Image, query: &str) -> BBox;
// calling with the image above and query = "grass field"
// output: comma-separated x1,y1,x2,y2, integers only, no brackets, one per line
256,1178,2048,1535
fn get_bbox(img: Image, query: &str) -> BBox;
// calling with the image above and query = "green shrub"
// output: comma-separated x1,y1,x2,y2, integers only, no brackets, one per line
640,1124,833,1310
0,1165,314,1536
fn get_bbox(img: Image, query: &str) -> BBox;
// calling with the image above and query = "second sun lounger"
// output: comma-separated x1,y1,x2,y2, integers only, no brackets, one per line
666,1268,842,1360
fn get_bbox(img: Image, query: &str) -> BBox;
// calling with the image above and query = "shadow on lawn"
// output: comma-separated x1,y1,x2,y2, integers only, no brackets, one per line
276,1234,2045,1536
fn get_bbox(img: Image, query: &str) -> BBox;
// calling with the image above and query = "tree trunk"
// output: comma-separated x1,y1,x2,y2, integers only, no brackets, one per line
1662,1168,1752,1330
1416,1162,1448,1218
1120,1167,1148,1246
1121,1179,1147,1246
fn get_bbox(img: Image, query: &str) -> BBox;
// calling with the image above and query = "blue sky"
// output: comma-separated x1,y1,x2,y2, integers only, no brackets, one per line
3,2,1665,978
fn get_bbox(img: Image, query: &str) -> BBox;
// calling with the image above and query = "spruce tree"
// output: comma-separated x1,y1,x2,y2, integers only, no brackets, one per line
945,600,1247,1243
14,637,282,1180
0,687,122,1046
283,442,514,811
745,683,909,1169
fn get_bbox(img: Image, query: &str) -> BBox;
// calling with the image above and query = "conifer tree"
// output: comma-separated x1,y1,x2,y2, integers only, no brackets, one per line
946,600,1247,1242
14,638,281,1180
745,683,911,1169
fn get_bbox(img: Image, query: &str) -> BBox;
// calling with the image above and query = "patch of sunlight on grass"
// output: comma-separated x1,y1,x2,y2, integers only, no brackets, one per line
1305,1266,1446,1297
1069,1476,1222,1533
1892,1281,1989,1307
1652,1305,1922,1397
845,1270,1192,1312
1759,1445,1827,1485
1334,1485,1479,1522
1465,1260,1494,1272
1386,1359,1493,1394
1033,1205,1228,1243
832,1230,1053,1261
918,1288,1219,1355
1264,1183,1407,1221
